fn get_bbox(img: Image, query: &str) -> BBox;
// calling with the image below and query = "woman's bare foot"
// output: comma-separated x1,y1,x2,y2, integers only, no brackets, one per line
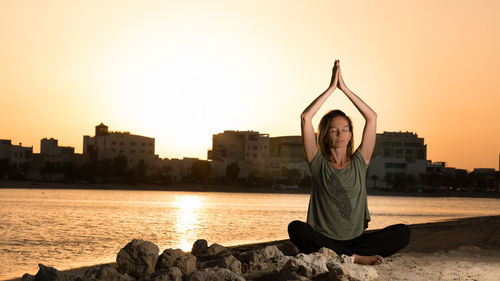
353,254,384,265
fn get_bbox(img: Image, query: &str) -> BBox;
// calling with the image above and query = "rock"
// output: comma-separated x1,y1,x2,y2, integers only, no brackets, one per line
317,247,338,260
21,274,35,281
206,243,230,257
156,248,197,276
141,267,183,281
242,245,286,266
84,264,134,281
192,240,209,257
327,259,379,281
199,255,242,275
238,245,289,278
24,264,64,281
173,253,197,276
276,241,300,257
280,252,329,280
116,239,160,278
157,249,185,268
188,268,245,281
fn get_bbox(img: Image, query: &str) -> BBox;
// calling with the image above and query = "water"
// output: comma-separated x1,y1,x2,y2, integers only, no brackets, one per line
1,188,499,280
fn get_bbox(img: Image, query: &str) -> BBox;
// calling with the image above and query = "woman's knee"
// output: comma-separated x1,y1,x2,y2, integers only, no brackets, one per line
288,220,307,237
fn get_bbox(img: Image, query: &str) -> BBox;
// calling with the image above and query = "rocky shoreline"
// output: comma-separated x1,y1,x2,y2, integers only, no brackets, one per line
17,216,500,281
21,239,378,281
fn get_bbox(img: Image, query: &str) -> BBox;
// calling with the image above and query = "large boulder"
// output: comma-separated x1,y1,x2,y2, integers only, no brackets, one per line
84,264,134,281
116,239,160,278
156,248,197,276
187,268,245,281
141,267,183,281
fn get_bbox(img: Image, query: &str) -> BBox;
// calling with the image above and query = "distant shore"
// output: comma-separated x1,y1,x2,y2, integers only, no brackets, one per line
8,215,500,281
1,179,499,198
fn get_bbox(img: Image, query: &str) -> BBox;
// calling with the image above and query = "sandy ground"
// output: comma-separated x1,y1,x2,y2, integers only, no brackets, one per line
376,215,500,281
8,216,500,281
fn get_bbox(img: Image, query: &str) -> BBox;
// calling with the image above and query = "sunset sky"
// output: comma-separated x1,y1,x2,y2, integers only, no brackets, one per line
1,0,499,171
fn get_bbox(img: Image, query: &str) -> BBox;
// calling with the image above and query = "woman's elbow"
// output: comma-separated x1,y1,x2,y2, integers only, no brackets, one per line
301,111,313,122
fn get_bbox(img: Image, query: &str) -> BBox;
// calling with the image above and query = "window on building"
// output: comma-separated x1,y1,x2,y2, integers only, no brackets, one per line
149,143,153,146
253,153,257,158
142,143,145,146
120,141,124,145
253,145,258,150
149,151,152,154
384,148,392,157
119,149,123,153
112,141,116,145
396,149,403,154
131,150,136,153
131,142,136,146
406,149,413,154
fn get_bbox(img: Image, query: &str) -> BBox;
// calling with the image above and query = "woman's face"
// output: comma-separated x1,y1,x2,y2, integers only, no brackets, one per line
326,116,352,149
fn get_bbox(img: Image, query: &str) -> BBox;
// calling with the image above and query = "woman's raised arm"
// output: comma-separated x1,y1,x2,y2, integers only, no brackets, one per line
301,60,339,163
337,63,377,164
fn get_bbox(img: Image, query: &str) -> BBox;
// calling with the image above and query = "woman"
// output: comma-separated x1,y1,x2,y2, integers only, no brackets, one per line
288,60,410,265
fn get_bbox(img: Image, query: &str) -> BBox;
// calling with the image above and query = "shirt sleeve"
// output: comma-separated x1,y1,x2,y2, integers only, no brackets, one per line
353,149,368,170
309,149,323,171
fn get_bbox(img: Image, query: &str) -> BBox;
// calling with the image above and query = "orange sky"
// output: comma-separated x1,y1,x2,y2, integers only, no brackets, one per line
1,0,499,171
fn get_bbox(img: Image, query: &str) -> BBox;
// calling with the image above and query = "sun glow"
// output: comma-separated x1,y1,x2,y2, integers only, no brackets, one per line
173,195,205,251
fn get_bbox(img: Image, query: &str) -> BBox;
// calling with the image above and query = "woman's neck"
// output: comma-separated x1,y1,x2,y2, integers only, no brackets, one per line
329,148,349,164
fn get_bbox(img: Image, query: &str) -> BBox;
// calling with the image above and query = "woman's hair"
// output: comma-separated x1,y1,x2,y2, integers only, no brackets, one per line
317,109,354,160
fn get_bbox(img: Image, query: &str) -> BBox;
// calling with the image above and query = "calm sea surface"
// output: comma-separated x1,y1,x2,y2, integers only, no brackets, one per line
1,188,499,280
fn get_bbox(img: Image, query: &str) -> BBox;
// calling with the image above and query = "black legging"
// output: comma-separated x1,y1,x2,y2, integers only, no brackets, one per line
288,220,410,257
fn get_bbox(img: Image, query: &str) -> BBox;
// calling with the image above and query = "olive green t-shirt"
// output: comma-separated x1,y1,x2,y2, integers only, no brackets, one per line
306,149,371,240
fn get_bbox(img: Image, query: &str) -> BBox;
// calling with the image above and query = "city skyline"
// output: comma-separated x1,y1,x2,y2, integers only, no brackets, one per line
2,123,497,172
1,1,499,171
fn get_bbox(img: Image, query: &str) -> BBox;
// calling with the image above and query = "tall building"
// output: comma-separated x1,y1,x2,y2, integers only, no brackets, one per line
83,123,156,168
372,131,426,163
207,130,270,178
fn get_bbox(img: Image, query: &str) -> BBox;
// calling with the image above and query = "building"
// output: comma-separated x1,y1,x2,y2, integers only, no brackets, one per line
372,131,426,163
269,136,304,163
0,139,33,169
207,130,270,178
83,123,157,170
269,136,309,180
40,138,75,163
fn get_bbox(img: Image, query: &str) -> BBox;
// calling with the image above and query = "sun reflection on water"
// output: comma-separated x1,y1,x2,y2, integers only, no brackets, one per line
173,195,204,251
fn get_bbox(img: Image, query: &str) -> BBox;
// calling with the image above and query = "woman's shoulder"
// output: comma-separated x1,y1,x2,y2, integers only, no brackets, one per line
352,149,368,168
